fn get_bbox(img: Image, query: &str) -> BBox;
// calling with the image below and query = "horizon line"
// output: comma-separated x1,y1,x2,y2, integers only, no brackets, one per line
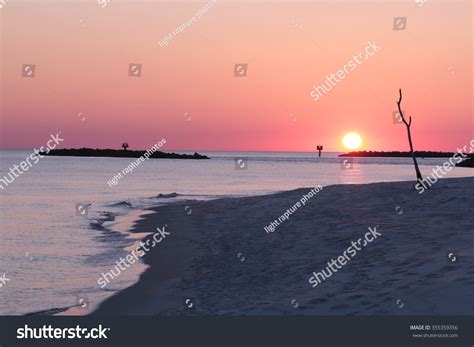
0,147,462,153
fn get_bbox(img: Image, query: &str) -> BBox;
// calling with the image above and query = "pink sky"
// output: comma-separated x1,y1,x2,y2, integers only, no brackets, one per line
1,0,472,152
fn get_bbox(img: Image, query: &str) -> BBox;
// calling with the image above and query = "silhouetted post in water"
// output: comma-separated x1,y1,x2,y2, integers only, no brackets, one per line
316,145,323,157
122,142,129,151
396,89,423,184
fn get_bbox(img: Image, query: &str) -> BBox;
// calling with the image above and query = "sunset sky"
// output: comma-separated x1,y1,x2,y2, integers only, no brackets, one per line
0,0,472,152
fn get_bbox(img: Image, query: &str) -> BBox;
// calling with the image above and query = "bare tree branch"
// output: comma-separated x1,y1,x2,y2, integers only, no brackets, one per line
397,88,409,127
396,88,423,184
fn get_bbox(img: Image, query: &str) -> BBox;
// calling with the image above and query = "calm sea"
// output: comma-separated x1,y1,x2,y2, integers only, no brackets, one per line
0,149,471,315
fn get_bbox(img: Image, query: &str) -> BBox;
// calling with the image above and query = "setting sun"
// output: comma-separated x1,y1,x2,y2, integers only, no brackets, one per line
343,133,362,150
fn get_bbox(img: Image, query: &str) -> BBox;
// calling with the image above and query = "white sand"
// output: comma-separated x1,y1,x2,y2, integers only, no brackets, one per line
93,177,474,315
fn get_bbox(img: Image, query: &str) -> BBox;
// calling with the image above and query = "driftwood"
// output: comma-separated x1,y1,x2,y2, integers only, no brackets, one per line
396,89,423,183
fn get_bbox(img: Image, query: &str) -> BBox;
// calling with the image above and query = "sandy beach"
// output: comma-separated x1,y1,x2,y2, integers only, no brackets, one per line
93,177,473,315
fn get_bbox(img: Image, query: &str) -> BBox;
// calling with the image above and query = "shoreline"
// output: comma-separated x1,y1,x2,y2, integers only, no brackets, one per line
92,177,474,315
52,209,154,316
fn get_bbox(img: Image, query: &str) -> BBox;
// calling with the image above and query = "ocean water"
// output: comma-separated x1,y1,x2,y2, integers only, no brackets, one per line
0,149,472,315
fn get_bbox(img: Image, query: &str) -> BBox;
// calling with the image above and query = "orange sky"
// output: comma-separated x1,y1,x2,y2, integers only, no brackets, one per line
0,0,472,152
